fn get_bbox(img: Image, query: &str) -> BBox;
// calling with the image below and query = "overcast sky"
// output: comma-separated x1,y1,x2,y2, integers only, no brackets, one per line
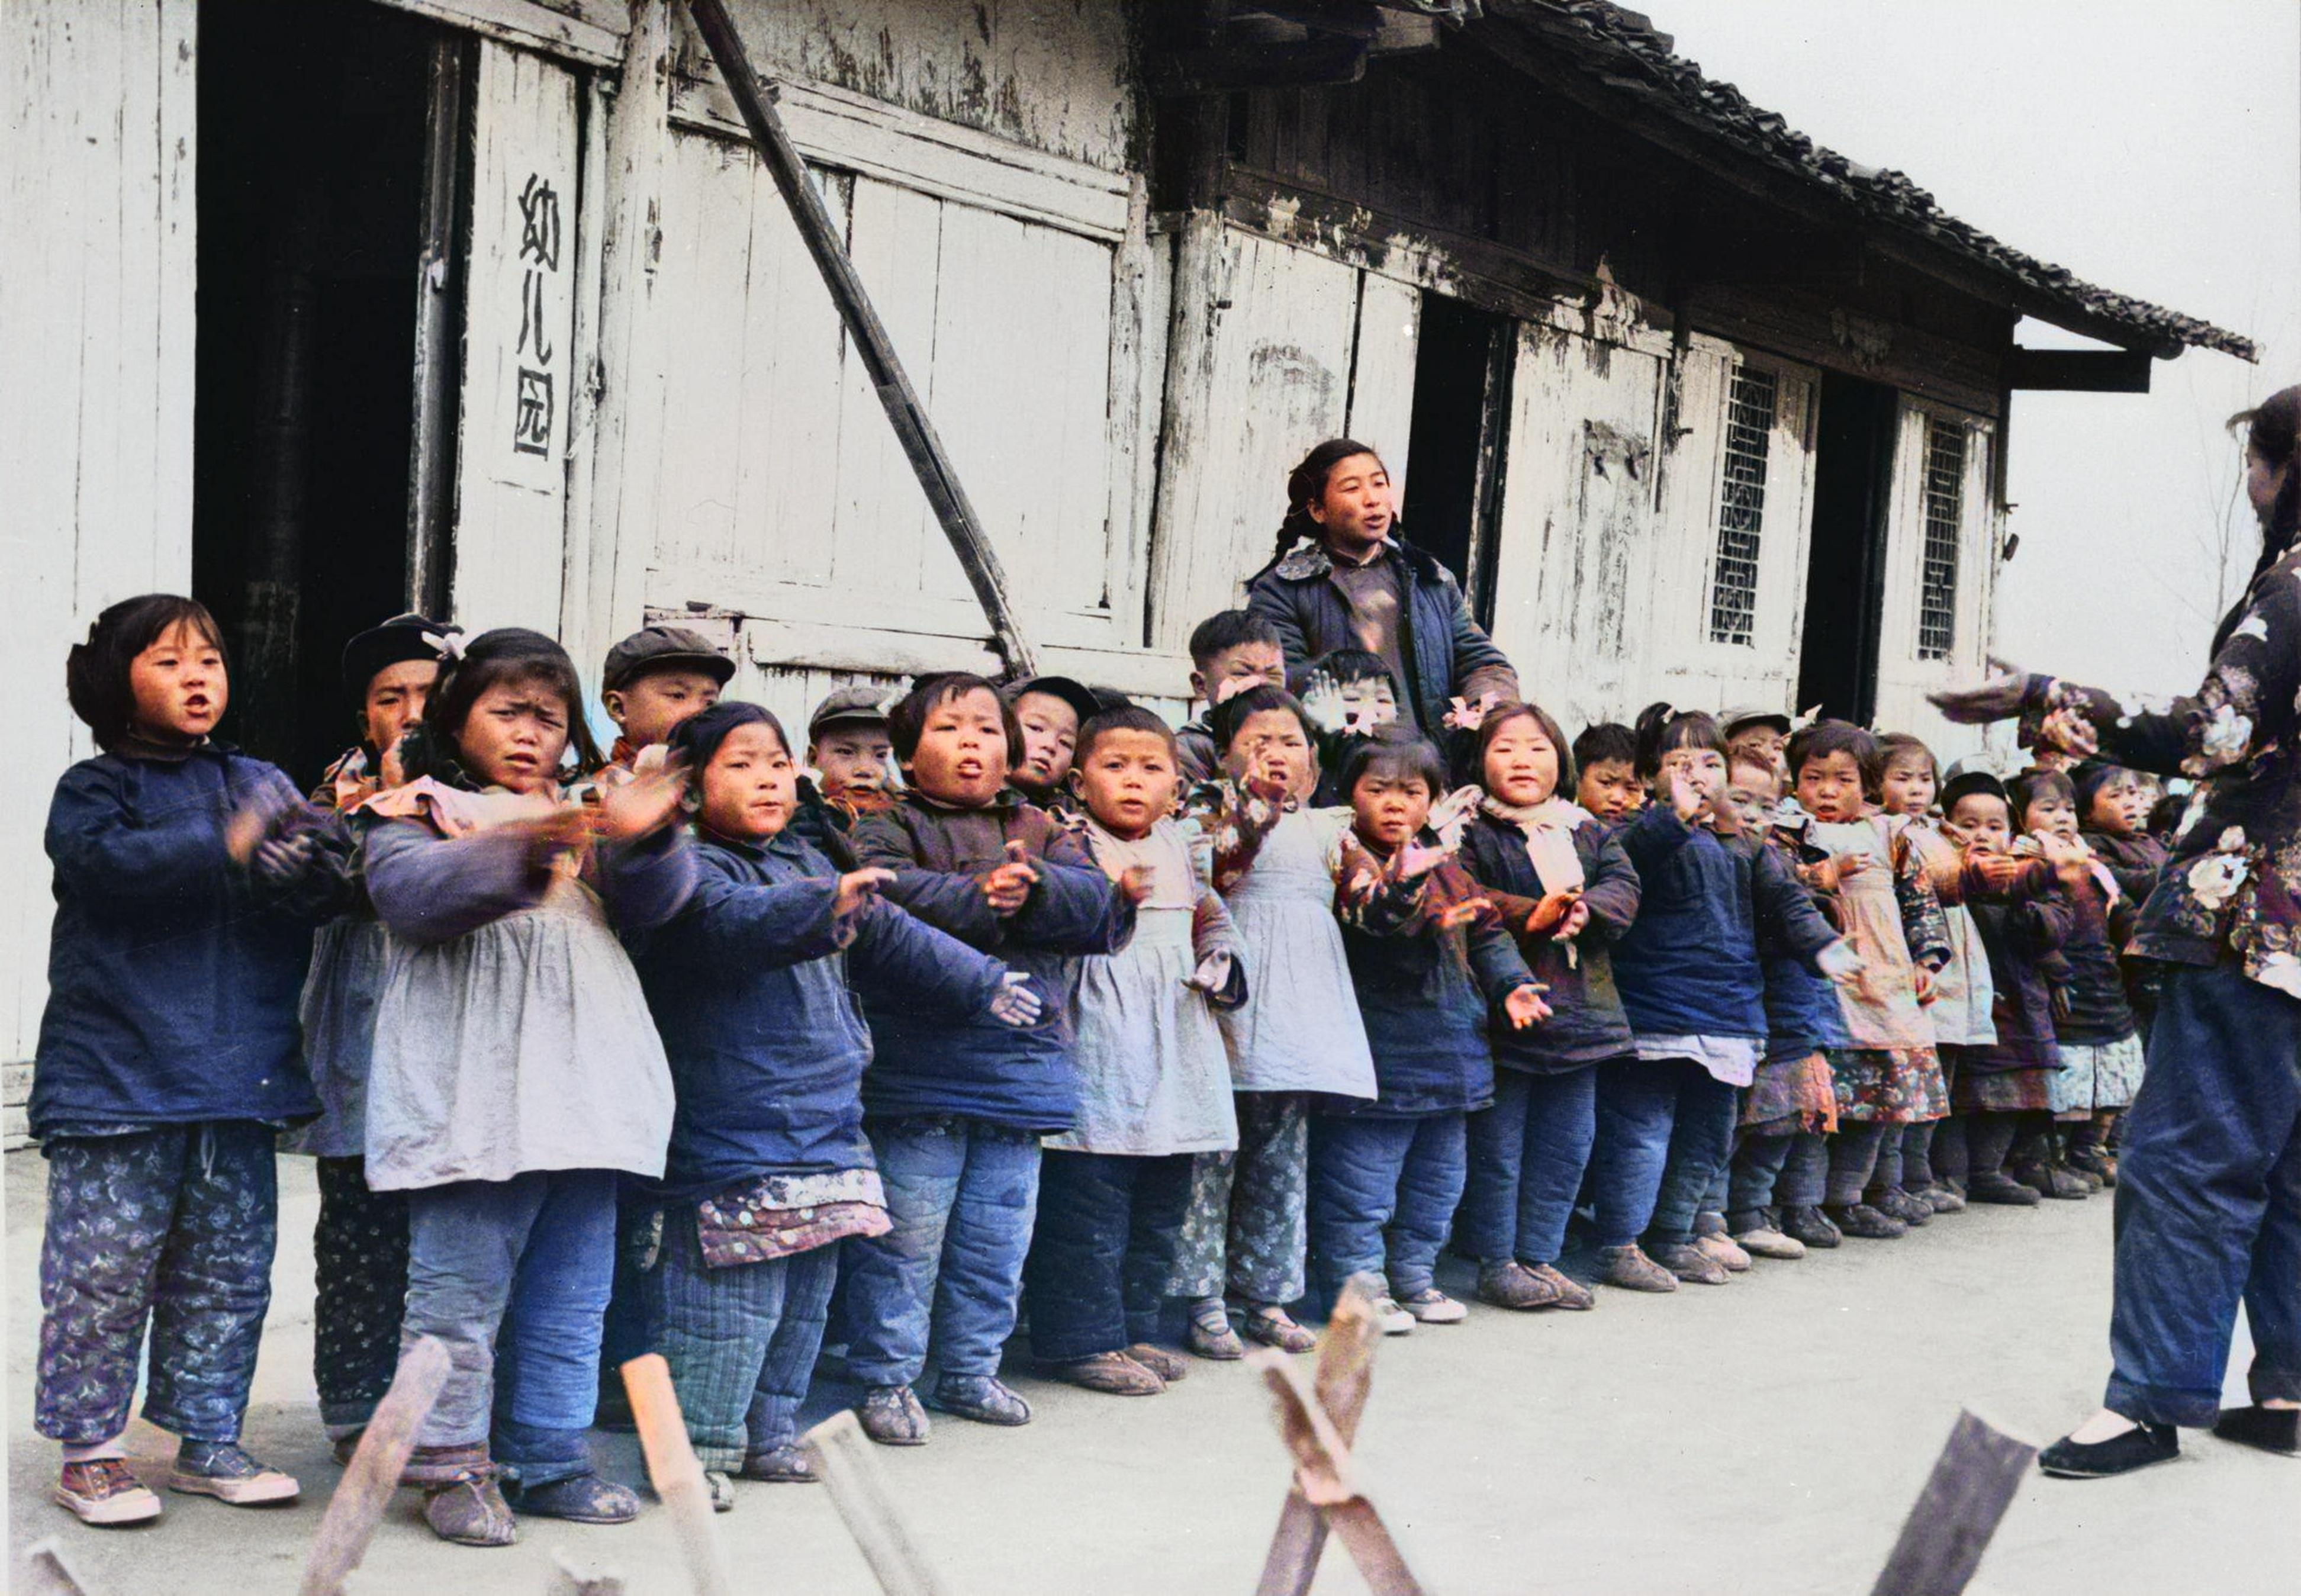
1660,0,2301,696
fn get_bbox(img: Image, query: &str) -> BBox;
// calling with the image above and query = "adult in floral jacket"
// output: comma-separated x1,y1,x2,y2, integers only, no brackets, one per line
1933,385,2301,1480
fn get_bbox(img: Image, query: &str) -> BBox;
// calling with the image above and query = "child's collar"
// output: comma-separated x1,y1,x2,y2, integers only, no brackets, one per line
904,786,1024,816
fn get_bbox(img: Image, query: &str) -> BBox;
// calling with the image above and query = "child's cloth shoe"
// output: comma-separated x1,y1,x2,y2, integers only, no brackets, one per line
1184,1298,1245,1360
1917,1181,1967,1214
1395,1288,1468,1323
1124,1343,1190,1381
1779,1206,1842,1248
2212,1405,2300,1456
168,1441,300,1506
739,1443,818,1482
1966,1171,2042,1205
54,1459,163,1526
1728,1215,1806,1260
1869,1188,1933,1226
1649,1241,1730,1285
422,1473,517,1546
1524,1262,1595,1309
923,1374,1032,1426
503,1469,639,1524
1240,1304,1320,1351
1824,1202,1907,1240
2014,1161,2091,1201
1597,1243,1678,1292
1366,1295,1418,1333
2039,1421,2179,1479
1042,1351,1166,1395
1692,1233,1752,1271
1476,1259,1560,1310
857,1384,932,1444
329,1430,365,1467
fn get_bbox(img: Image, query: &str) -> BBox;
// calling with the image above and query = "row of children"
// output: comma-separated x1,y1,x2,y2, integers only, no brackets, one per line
30,592,2164,1550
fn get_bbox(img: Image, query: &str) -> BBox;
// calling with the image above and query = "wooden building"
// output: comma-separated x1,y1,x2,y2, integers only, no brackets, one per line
0,0,2250,1139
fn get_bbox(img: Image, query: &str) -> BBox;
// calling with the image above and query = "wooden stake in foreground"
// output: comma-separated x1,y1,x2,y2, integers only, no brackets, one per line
1868,1409,2039,1596
1253,1275,1429,1596
622,1354,736,1596
18,1540,97,1596
300,1334,453,1596
803,1409,951,1596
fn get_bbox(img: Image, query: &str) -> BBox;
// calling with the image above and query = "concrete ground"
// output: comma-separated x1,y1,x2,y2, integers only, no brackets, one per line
6,1152,2292,1595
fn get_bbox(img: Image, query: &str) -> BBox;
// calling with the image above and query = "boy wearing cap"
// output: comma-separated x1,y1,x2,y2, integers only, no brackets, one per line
1723,707,1794,787
600,625,735,769
1005,676,1102,813
791,685,900,867
300,613,458,1456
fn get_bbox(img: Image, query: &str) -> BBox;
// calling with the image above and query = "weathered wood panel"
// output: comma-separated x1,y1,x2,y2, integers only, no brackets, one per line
1347,273,1423,495
453,40,582,634
1,0,198,1083
370,0,626,67
1873,402,1996,753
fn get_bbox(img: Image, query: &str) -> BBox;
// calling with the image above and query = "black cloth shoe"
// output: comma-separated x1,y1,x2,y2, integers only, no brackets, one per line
1967,1170,2042,1206
2212,1405,2300,1457
502,1469,639,1523
1779,1205,1842,1249
1824,1202,1907,1240
2039,1421,2179,1479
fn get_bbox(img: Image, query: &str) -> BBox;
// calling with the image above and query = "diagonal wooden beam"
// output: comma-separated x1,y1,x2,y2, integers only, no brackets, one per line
1869,1409,2038,1596
300,1335,453,1596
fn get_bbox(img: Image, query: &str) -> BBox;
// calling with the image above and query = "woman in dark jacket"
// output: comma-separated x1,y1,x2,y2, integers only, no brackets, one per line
1933,385,2301,1477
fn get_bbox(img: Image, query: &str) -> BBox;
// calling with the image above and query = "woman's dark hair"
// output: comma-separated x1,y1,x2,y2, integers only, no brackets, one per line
1209,683,1315,754
1471,701,1576,797
1076,704,1179,765
66,594,228,751
1878,731,1940,787
1273,437,1389,560
2007,766,2078,826
667,700,786,775
886,672,1019,763
1571,721,1637,773
1786,718,1883,791
1631,702,1725,781
2229,386,2301,595
1335,726,1446,802
401,627,601,784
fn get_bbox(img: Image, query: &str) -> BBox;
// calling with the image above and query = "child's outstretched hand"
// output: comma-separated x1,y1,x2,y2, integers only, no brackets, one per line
1118,863,1157,905
988,970,1043,1028
1435,894,1496,931
1967,848,2025,892
1299,670,1348,736
1523,886,1582,938
982,840,1040,914
1392,839,1454,882
506,805,594,870
1666,767,1706,823
1816,939,1866,988
596,760,688,842
1184,950,1234,997
1427,785,1482,850
1503,983,1550,1029
834,867,896,919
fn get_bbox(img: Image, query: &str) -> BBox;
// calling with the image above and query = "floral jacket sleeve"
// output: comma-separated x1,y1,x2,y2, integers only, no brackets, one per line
2022,543,2301,991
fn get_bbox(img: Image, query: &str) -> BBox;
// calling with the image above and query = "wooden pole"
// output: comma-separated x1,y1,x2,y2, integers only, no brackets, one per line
1868,1409,2039,1596
622,1354,736,1596
299,1334,453,1596
680,0,1040,679
802,1410,952,1596
1255,1275,1382,1596
18,1541,95,1596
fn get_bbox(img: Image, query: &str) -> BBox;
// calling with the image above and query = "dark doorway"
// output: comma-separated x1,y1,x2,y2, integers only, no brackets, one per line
1399,292,1514,627
193,0,464,783
1795,372,1901,723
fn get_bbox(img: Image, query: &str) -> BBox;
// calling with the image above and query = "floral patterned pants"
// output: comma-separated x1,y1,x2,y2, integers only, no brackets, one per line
313,1156,409,1434
1169,1092,1309,1306
35,1123,278,1446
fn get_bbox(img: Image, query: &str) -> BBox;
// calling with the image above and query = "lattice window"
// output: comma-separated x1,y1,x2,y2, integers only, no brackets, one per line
1707,366,1778,645
1917,416,1967,660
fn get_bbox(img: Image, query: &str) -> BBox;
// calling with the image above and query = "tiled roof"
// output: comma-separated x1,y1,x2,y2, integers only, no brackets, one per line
1487,1,2257,360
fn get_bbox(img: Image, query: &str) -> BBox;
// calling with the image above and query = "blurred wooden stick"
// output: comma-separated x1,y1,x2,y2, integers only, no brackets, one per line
1869,1408,2038,1596
20,1540,96,1596
803,1409,950,1596
300,1334,452,1596
622,1354,735,1596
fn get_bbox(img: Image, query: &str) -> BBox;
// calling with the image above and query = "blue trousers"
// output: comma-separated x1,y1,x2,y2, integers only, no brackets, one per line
1459,1066,1597,1267
402,1169,617,1486
1308,1112,1466,1299
841,1118,1040,1388
36,1123,278,1446
650,1211,839,1470
2107,961,2301,1427
1589,1058,1733,1249
1022,1150,1194,1362
1729,1127,1805,1217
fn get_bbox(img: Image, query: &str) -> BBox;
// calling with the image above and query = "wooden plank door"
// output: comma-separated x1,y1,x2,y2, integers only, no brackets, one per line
452,38,583,634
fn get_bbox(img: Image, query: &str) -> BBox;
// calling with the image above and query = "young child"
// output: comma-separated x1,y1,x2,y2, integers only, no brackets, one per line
295,612,457,1460
1455,702,1640,1311
1003,674,1101,812
2074,758,2170,1112
1787,720,1952,1238
842,674,1137,1443
1024,708,1246,1395
600,625,733,768
1938,771,2075,1204
790,684,899,867
34,595,349,1526
1601,706,1855,1289
1302,647,1403,805
630,702,1038,1506
360,628,695,1546
2011,767,2145,1195
1177,610,1288,783
1571,722,1642,825
1311,729,1547,1331
1722,707,1793,786
1722,754,1849,1259
1171,684,1382,1359
1871,732,1987,1214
